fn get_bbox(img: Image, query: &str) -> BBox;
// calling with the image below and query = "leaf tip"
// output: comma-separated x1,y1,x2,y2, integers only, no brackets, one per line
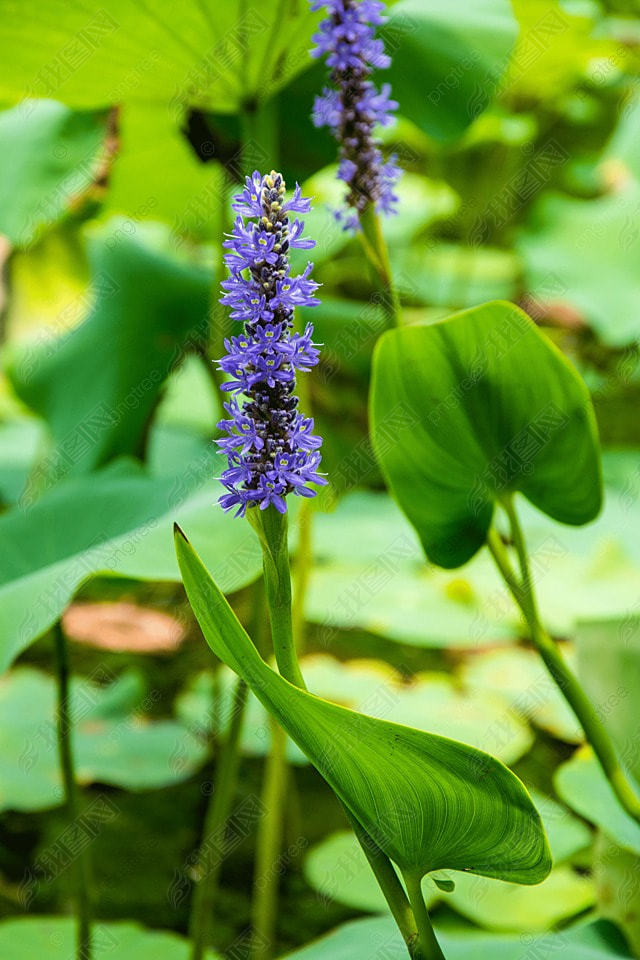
173,522,189,543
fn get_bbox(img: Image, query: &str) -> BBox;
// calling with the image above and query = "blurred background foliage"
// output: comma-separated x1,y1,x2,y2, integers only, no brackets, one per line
0,0,639,957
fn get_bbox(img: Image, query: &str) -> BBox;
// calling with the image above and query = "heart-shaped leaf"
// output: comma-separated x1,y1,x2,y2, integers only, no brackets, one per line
370,301,602,569
175,527,551,884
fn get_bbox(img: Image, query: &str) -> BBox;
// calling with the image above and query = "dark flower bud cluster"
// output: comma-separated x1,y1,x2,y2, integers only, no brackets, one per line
217,170,327,517
310,0,401,230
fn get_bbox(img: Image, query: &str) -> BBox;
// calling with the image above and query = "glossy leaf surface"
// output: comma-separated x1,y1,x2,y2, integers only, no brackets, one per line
176,527,551,883
370,301,602,568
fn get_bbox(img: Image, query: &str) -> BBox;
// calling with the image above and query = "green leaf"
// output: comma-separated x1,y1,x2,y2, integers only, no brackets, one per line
0,668,208,811
555,747,640,856
175,527,551,884
370,301,602,569
7,222,211,478
0,1,319,113
386,0,519,142
0,916,220,959
0,100,107,247
0,461,262,670
283,915,633,960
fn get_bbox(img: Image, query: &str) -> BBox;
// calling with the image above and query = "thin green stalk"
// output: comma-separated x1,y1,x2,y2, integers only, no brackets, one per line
346,812,418,953
53,622,92,960
403,873,446,960
247,508,306,689
189,678,249,960
251,720,288,960
488,499,640,823
359,204,401,327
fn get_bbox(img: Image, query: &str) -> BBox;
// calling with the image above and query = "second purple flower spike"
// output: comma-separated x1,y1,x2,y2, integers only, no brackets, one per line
311,0,401,230
217,170,327,517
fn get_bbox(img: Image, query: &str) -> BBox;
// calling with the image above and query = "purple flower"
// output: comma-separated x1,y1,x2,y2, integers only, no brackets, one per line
311,0,401,228
216,170,327,518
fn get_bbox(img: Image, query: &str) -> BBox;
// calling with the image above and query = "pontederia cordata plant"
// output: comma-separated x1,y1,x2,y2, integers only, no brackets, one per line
310,0,402,324
176,174,551,960
310,0,400,230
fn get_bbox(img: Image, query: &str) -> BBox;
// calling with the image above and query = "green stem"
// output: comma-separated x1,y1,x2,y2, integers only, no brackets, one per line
189,678,249,960
53,622,92,960
359,204,401,327
251,720,288,960
247,508,306,689
346,812,418,952
403,873,446,960
488,499,640,824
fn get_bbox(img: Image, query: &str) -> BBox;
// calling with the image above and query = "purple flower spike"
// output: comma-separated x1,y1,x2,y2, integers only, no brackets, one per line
216,170,327,518
310,0,401,229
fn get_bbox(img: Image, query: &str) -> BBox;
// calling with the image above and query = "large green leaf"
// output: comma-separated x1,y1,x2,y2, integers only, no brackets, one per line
0,668,208,811
0,917,219,959
6,222,211,479
0,460,262,670
175,527,551,884
0,1,319,113
370,301,602,568
386,0,519,142
284,916,632,960
0,100,107,248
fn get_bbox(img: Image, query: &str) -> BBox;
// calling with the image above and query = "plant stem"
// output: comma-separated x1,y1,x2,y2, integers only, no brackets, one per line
359,204,401,327
251,720,288,960
53,621,92,960
403,873,446,960
247,508,306,689
189,677,249,960
487,499,640,824
346,812,418,952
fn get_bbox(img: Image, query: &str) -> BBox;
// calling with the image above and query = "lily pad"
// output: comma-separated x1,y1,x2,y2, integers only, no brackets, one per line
460,646,583,742
518,185,640,347
0,667,208,811
555,748,640,856
0,916,219,959
445,865,594,932
283,915,632,960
